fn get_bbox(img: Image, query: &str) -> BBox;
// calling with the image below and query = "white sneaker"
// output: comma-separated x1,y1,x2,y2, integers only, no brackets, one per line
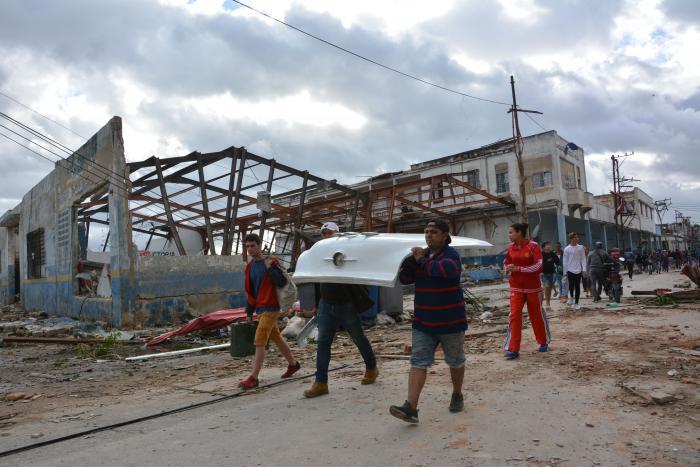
567,298,573,306
574,304,581,311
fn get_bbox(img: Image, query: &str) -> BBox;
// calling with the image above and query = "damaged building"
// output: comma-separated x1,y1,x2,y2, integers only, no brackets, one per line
0,117,666,326
0,117,362,326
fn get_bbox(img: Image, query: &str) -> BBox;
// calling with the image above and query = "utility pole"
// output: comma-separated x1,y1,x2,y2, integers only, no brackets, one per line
610,152,638,250
508,75,542,224
654,198,671,251
654,198,671,225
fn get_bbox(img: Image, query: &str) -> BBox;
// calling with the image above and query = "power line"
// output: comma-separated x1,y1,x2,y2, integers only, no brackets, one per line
0,110,201,225
0,89,86,140
0,124,196,227
230,0,511,107
524,112,548,132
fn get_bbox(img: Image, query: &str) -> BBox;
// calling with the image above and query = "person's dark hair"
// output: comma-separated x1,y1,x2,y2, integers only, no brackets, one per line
425,219,452,245
542,241,551,248
509,222,529,236
568,231,578,241
244,233,261,245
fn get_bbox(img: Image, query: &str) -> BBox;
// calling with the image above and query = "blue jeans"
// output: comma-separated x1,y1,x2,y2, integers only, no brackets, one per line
315,299,376,383
555,273,566,297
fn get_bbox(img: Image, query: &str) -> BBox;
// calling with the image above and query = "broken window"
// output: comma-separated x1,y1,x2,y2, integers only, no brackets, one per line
495,164,509,193
465,169,480,189
532,171,553,188
432,182,445,204
564,175,576,189
27,228,45,279
576,166,582,189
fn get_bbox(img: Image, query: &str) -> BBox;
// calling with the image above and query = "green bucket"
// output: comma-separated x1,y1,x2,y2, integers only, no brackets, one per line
229,321,257,357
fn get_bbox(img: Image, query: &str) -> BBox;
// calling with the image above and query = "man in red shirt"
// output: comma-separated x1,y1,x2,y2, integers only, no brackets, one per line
502,223,551,360
238,234,300,389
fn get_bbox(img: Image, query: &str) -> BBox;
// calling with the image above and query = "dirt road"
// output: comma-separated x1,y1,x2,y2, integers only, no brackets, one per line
1,269,698,465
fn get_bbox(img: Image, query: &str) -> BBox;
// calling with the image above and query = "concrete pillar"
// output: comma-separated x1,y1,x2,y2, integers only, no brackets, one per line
585,218,593,248
556,206,567,246
105,118,135,327
629,230,634,250
602,224,608,250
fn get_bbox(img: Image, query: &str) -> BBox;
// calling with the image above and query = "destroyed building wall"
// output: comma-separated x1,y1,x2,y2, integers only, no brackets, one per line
0,222,18,305
3,117,249,327
16,117,130,324
129,255,247,326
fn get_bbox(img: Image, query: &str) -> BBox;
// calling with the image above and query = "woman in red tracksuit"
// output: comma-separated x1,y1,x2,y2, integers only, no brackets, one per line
502,222,551,360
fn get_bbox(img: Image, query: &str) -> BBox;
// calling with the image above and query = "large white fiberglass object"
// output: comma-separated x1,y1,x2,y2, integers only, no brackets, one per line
292,232,492,287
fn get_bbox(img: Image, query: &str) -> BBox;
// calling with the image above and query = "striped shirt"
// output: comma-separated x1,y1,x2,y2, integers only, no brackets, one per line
399,245,467,335
504,240,543,293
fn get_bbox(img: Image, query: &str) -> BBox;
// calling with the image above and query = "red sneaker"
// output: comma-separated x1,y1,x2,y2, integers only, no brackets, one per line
281,361,301,378
238,376,259,390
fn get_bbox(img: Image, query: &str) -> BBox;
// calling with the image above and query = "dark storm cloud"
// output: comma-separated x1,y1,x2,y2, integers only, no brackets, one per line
0,0,698,221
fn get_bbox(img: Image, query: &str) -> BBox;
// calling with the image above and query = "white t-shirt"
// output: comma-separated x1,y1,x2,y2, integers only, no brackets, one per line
563,244,587,274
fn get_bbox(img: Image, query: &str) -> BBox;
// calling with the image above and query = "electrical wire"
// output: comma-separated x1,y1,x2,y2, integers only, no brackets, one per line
230,0,511,107
524,112,548,132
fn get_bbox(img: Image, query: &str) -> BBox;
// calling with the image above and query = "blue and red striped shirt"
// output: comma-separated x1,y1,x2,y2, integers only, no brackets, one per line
399,245,467,335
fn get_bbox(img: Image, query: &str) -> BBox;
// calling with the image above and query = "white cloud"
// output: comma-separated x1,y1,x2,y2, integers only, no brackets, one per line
0,0,698,223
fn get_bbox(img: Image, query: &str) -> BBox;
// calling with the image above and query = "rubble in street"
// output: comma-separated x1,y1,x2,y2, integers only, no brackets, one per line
0,270,698,465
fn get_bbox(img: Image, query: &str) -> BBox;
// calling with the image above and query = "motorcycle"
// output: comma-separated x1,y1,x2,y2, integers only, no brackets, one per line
603,254,625,303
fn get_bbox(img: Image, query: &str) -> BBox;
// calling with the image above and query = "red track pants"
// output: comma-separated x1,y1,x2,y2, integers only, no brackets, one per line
503,291,551,353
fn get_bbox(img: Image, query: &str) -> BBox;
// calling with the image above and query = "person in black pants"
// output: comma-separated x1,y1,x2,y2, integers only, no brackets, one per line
563,232,587,311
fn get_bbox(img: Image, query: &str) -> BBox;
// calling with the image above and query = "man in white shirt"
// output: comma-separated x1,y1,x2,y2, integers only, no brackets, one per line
563,232,587,310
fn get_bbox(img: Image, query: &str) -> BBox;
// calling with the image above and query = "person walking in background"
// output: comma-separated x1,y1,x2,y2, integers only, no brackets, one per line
554,242,567,302
582,244,592,297
501,223,550,360
662,250,670,272
541,241,560,312
624,247,635,280
587,242,611,303
563,232,587,311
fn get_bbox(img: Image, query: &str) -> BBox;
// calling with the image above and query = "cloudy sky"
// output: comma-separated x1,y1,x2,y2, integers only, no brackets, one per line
0,0,698,224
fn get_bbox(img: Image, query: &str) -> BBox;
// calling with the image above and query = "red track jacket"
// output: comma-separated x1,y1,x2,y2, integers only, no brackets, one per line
503,240,543,293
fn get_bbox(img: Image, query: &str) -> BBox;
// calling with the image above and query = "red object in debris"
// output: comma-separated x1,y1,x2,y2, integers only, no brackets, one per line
146,308,248,346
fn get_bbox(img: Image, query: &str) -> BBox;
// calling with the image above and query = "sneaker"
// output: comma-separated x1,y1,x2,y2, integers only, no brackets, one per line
567,298,573,306
538,344,548,352
281,361,301,379
361,367,379,385
449,393,464,413
303,381,329,398
389,400,419,424
504,351,519,360
574,304,581,311
238,376,259,390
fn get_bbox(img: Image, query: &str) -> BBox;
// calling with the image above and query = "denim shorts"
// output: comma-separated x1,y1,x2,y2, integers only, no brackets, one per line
410,329,466,369
541,274,554,287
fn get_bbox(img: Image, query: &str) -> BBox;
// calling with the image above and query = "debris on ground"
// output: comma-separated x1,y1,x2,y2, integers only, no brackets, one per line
281,316,306,338
146,308,247,345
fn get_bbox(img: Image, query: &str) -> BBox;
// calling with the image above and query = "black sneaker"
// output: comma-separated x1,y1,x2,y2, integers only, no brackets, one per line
389,400,419,424
449,392,464,413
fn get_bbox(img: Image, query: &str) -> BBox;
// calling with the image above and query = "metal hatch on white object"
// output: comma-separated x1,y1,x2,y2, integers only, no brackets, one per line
292,232,493,287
